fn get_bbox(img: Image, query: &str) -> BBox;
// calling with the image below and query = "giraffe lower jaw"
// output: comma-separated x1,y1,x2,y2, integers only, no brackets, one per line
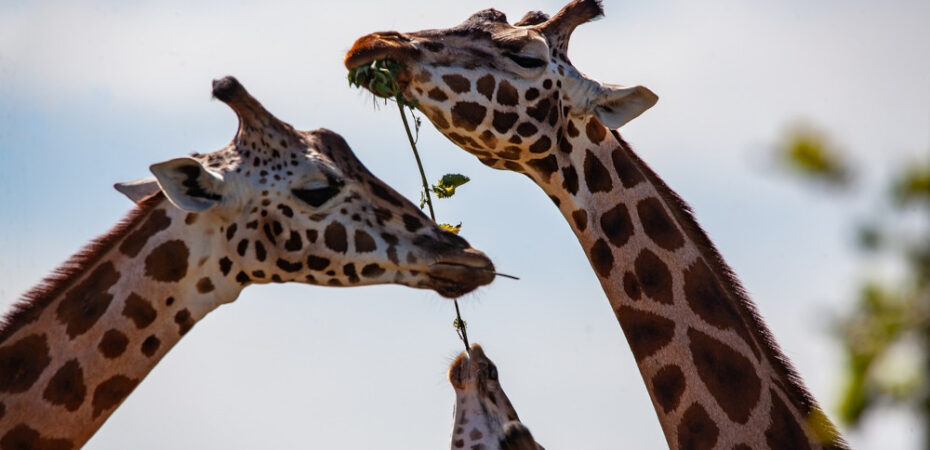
427,260,495,298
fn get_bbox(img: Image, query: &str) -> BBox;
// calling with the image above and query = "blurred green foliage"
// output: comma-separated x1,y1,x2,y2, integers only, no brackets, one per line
777,124,852,186
775,124,930,437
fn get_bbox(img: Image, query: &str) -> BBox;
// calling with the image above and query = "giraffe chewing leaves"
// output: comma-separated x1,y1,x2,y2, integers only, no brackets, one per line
347,59,418,108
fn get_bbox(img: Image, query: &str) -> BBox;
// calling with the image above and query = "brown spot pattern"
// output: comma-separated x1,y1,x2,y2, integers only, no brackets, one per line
526,98,550,122
684,259,760,359
354,230,376,253
324,222,348,253
599,203,634,248
589,239,614,277
255,240,267,261
476,75,495,100
307,255,330,271
451,102,487,131
634,249,674,305
119,209,170,257
677,403,719,450
42,359,85,411
492,111,518,134
122,293,156,329
56,262,120,338
496,80,518,106
92,375,139,418
571,209,587,231
583,150,613,193
525,155,558,181
766,389,813,450
0,424,73,450
219,257,232,276
284,231,302,252
611,146,645,188
174,309,194,335
402,214,423,232
615,306,675,362
442,74,470,93
276,258,303,273
652,365,685,414
688,328,761,424
98,329,128,359
585,117,606,143
528,136,551,153
428,87,448,102
196,277,215,293
361,263,386,278
144,240,190,282
516,122,537,137
636,197,685,251
623,271,641,300
562,165,579,195
141,335,161,357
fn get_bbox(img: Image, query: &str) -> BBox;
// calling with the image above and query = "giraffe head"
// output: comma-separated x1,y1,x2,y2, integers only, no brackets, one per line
129,76,494,298
448,344,542,450
345,0,657,175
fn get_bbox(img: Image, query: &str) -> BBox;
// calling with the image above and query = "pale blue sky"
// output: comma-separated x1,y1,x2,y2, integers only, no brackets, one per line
1,0,928,448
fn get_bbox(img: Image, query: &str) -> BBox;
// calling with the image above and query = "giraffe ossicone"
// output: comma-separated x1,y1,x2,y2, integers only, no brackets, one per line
448,344,542,450
346,1,848,448
0,76,495,448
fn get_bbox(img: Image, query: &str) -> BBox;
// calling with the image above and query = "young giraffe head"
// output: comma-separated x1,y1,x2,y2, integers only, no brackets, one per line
448,344,543,450
345,0,656,179
137,76,495,297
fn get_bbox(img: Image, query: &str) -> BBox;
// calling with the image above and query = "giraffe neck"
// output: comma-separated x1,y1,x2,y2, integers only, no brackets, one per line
529,117,845,449
451,393,498,449
0,194,242,448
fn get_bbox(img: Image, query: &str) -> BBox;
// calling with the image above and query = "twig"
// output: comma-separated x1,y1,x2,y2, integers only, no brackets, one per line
397,103,436,221
453,296,470,351
395,101,469,351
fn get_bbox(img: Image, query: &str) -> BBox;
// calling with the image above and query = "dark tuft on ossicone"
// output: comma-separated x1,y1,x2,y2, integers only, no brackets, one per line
211,76,243,102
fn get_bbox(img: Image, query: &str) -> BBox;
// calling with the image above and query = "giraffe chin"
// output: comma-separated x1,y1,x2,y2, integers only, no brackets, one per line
427,261,495,298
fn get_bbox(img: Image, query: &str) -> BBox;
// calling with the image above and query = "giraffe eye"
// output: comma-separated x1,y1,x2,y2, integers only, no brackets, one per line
292,185,340,207
505,53,546,69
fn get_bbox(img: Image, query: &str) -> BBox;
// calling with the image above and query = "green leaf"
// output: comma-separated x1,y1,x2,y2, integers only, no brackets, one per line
346,58,420,109
892,162,930,205
777,125,851,186
432,174,470,199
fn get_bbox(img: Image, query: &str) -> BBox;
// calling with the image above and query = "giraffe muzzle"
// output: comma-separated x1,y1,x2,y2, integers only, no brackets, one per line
427,248,495,298
344,32,420,75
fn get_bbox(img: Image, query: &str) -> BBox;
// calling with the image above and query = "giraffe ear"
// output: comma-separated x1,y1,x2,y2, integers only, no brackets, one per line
114,178,161,204
591,84,659,129
150,157,226,212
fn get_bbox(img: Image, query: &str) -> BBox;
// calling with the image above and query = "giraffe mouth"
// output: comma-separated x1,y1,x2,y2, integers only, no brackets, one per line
428,250,496,298
345,32,419,71
345,34,417,98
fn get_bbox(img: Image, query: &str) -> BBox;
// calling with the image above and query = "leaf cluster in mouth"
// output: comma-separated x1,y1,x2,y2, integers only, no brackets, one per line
347,59,419,108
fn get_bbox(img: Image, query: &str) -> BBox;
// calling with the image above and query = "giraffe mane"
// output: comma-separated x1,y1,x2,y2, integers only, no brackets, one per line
0,192,167,345
611,130,848,447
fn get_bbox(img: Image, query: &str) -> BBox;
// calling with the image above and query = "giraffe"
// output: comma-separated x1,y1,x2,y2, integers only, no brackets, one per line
345,1,847,448
0,76,496,449
448,344,542,450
